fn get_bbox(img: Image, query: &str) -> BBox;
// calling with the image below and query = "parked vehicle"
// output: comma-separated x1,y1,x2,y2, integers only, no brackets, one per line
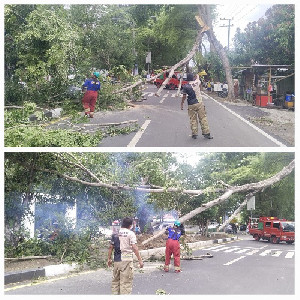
239,224,247,231
249,216,295,244
214,83,228,98
225,223,237,234
154,71,188,90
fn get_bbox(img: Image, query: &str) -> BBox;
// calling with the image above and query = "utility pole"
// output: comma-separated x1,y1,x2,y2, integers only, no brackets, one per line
220,17,234,50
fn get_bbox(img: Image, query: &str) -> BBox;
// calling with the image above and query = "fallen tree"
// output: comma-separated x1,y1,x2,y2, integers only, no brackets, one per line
142,159,294,245
113,6,235,101
112,15,209,98
154,26,207,97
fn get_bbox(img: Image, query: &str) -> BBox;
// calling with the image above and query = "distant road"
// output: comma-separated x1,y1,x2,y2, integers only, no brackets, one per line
91,84,288,147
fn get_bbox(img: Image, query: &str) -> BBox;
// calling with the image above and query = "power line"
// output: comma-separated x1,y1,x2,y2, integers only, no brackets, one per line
220,3,239,18
235,5,260,24
219,4,249,20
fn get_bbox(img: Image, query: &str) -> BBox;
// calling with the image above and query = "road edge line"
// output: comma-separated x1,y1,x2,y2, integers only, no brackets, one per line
203,93,287,147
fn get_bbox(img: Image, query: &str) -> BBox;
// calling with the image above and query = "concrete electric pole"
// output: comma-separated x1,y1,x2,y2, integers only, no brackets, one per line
219,17,234,50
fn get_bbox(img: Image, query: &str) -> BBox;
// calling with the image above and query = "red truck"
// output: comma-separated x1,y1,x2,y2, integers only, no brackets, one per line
248,217,295,244
154,71,188,90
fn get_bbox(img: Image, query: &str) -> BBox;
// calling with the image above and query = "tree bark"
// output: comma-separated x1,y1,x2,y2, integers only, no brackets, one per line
197,5,235,101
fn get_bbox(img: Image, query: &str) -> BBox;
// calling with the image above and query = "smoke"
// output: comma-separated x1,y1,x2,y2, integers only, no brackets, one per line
134,190,155,232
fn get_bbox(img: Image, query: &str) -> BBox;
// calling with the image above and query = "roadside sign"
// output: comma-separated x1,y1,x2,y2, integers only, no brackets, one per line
247,196,255,210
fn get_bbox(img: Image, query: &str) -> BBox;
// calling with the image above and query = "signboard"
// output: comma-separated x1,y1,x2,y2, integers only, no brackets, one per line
247,196,255,210
146,51,151,64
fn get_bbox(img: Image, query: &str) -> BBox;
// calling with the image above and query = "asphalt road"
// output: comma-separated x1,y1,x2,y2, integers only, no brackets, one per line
5,235,294,295
94,84,288,147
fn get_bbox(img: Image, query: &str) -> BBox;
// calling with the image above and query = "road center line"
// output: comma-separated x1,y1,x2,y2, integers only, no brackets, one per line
223,255,246,266
203,92,287,147
159,93,169,104
127,120,151,147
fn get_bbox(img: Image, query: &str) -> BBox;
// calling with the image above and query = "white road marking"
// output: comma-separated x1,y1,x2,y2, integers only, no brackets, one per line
224,247,241,252
246,249,260,255
211,246,231,252
203,92,287,147
223,256,246,266
260,249,272,256
272,251,282,257
127,120,151,147
285,252,295,259
159,93,169,103
204,245,226,250
235,248,251,254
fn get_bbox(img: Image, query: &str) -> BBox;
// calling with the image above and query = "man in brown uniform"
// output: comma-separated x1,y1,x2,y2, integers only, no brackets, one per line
107,217,143,294
181,73,213,139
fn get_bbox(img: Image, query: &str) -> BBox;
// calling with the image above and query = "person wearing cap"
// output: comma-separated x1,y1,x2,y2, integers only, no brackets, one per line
81,71,101,118
181,73,213,139
164,220,184,273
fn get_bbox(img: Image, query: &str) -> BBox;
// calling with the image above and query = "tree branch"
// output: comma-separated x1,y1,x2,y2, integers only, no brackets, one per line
142,160,294,245
217,193,254,231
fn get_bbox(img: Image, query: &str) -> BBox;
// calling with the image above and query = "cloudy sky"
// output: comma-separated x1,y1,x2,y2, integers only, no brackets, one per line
214,3,274,48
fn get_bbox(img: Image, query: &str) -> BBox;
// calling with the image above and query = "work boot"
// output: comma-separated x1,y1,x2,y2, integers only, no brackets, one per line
192,135,198,139
203,133,213,139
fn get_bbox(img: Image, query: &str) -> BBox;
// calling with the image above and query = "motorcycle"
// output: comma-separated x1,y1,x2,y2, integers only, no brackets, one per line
218,87,228,98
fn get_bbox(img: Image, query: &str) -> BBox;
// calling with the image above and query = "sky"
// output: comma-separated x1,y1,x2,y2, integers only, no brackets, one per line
213,4,273,49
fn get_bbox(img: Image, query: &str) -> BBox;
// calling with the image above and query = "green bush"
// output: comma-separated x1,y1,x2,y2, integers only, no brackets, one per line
5,126,104,147
5,226,109,268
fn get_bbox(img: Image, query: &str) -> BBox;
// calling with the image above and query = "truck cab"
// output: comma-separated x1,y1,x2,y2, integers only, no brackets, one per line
249,217,295,244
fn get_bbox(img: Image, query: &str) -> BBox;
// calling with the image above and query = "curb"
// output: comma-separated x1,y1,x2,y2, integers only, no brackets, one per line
4,236,237,285
5,263,78,285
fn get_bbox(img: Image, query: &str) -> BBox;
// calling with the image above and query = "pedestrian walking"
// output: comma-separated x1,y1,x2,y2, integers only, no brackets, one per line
81,71,101,118
107,217,144,295
164,220,184,273
181,73,213,139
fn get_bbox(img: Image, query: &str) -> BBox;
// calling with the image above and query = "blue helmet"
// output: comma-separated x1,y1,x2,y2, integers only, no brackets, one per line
93,71,100,78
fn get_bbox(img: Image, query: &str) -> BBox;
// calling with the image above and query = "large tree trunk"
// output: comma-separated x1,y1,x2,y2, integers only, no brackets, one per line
197,5,235,101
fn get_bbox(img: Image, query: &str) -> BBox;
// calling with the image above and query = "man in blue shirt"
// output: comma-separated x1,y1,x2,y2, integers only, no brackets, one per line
164,220,184,273
82,71,101,118
181,73,213,139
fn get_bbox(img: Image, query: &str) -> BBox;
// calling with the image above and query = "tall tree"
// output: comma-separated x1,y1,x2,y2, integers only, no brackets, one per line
232,4,295,66
197,5,235,99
